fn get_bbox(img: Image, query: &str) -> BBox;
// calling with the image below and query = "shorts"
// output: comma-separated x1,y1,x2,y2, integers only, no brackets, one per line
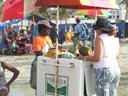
0,86,8,93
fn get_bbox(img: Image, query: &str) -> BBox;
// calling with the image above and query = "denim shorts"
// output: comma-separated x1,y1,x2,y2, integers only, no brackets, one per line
94,66,120,96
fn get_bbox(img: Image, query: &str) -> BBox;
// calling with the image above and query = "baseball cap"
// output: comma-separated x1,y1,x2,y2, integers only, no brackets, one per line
38,20,52,28
76,17,81,20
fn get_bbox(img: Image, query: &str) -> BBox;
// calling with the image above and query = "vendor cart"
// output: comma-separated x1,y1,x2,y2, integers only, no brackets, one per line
37,56,96,96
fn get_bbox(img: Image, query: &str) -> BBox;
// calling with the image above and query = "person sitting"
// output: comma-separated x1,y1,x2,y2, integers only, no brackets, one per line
6,25,16,40
19,30,26,42
0,61,19,96
19,30,25,37
14,32,33,55
26,30,31,43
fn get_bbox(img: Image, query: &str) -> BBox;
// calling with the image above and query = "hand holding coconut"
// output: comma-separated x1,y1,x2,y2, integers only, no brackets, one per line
77,46,92,61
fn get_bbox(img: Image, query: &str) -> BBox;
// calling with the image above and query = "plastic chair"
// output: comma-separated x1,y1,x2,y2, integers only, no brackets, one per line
16,40,28,55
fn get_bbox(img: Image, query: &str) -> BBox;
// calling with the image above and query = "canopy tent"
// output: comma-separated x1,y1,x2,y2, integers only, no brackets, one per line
0,15,46,27
74,9,112,17
35,0,119,9
0,26,4,48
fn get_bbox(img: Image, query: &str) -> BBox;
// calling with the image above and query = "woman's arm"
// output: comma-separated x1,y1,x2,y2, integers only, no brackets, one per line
78,37,103,62
17,36,29,40
1,62,20,89
116,46,120,59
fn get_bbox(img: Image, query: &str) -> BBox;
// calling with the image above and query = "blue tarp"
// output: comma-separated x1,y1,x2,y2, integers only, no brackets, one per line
58,24,70,44
0,26,4,48
0,19,22,27
13,26,20,32
116,22,124,39
0,15,46,27
124,23,128,38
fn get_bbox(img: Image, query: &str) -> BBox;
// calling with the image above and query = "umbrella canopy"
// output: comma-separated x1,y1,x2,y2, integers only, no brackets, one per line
35,0,119,9
1,0,37,22
74,9,112,17
1,0,22,14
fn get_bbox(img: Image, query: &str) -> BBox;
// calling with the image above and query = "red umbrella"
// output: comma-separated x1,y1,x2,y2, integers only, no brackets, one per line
1,0,37,22
1,0,22,14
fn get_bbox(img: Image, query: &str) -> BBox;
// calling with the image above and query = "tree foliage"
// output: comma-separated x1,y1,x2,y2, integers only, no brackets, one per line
0,0,4,14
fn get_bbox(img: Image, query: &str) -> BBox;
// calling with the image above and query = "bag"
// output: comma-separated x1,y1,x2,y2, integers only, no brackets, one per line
30,59,37,90
78,23,91,40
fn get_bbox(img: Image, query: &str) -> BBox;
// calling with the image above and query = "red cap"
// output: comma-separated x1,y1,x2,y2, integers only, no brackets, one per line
76,17,81,20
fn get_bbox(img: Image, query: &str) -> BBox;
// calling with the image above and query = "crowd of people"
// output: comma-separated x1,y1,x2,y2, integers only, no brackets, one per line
0,24,35,55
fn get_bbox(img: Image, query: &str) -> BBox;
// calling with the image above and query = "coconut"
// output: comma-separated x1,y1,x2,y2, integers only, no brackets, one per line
79,46,92,56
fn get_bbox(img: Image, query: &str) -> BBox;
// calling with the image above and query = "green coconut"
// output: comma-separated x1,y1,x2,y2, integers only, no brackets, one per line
79,46,92,56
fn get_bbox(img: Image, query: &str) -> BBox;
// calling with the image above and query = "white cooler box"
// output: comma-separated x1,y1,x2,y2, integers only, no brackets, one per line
37,56,96,96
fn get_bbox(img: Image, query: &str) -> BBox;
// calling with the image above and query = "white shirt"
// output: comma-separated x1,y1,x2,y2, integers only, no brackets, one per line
26,34,31,41
93,34,119,68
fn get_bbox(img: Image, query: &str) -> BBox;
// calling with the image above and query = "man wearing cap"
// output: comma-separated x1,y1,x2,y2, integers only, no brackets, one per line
33,20,53,57
72,17,90,43
30,20,53,90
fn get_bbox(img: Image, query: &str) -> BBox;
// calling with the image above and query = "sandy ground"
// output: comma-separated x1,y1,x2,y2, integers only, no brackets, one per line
0,40,128,96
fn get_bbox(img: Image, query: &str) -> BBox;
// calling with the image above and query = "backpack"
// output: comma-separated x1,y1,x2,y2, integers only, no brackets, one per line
78,23,91,40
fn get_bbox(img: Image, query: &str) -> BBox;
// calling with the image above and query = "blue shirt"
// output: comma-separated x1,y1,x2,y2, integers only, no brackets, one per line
74,23,90,34
74,22,83,34
74,22,91,40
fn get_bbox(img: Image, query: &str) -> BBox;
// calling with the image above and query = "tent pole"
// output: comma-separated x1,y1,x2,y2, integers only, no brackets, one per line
21,21,23,30
4,27,12,55
91,7,97,50
55,6,59,96
91,15,94,50
33,15,34,26
94,7,97,38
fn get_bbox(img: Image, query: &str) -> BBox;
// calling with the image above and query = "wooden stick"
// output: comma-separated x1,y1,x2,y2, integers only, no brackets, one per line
33,15,34,26
4,27,12,55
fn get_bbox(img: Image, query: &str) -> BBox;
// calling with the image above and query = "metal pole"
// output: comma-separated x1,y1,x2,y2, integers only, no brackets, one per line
94,7,97,38
4,27,12,55
91,7,97,50
33,15,34,26
55,6,59,96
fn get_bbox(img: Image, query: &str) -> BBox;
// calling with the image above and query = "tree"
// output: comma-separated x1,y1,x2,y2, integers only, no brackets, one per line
59,9,73,24
0,0,4,20
32,7,53,20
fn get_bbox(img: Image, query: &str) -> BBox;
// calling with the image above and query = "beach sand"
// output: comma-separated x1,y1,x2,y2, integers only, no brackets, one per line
0,41,128,96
